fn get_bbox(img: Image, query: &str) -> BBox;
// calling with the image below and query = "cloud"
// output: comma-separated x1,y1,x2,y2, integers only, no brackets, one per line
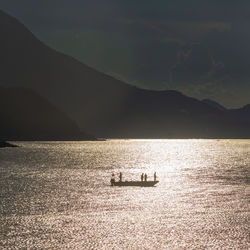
121,19,232,37
1,0,250,30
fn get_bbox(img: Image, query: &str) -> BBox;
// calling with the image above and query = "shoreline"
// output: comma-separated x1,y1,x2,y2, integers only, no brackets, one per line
0,141,18,148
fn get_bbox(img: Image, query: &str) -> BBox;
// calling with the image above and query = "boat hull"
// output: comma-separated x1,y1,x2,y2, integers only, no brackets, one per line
111,181,159,187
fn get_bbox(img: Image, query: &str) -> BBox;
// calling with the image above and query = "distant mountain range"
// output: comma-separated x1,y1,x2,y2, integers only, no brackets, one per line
202,99,250,122
0,10,249,139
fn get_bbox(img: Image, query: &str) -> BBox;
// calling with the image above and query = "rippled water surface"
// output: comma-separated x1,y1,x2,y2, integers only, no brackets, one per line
0,140,249,249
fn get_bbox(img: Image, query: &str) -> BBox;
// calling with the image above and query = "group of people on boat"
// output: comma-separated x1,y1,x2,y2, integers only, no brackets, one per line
141,173,147,181
140,172,157,181
111,172,157,184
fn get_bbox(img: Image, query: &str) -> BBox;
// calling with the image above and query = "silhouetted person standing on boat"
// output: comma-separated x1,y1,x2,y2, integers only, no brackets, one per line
111,173,115,186
154,172,157,181
119,172,122,182
144,173,147,182
141,173,144,182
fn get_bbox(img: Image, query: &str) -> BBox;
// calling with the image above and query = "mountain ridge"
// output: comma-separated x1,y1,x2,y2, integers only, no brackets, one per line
0,10,249,138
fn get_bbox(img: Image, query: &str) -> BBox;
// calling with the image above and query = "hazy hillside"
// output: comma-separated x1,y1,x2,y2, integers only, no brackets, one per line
0,87,94,140
0,10,249,138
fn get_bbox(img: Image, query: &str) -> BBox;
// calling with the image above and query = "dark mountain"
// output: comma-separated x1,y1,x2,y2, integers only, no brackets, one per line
0,9,135,135
0,87,95,140
0,10,249,138
202,99,227,111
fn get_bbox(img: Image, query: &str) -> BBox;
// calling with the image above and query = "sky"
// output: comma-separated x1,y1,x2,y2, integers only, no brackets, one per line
1,0,250,108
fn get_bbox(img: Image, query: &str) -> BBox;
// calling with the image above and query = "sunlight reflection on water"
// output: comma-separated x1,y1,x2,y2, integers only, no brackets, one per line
0,140,249,249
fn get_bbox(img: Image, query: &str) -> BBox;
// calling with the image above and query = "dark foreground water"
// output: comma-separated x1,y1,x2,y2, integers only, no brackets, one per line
0,140,249,249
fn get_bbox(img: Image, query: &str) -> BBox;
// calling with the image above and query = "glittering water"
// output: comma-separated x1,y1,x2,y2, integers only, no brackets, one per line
0,140,249,249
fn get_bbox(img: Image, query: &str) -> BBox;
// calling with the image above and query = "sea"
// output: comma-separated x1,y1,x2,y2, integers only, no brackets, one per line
0,140,249,249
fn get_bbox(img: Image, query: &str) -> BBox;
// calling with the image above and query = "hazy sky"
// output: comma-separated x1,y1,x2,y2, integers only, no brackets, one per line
1,0,250,107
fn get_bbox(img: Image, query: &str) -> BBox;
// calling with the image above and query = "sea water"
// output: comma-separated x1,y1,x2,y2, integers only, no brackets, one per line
0,140,249,249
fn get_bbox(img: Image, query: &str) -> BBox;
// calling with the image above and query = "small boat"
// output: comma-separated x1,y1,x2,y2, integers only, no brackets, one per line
111,180,159,187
